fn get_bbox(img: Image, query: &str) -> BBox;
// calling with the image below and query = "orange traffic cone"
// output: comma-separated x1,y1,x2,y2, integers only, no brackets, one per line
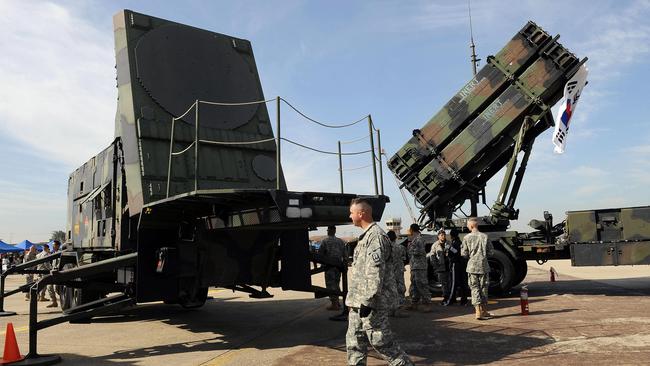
1,323,24,364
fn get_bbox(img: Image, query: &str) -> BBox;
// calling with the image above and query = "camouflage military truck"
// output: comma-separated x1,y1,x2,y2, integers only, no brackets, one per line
388,21,650,293
56,9,389,309
8,10,392,363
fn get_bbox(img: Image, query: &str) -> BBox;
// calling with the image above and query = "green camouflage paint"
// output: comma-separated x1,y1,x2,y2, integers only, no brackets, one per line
388,20,582,220
389,21,551,176
568,206,650,266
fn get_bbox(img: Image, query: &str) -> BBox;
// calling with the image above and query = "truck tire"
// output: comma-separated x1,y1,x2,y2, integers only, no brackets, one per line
60,263,106,314
178,277,208,309
488,249,515,294
512,259,528,287
59,263,76,311
60,286,74,311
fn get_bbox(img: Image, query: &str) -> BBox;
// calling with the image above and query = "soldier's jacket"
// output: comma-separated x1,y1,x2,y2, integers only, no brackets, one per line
318,235,347,268
345,223,397,310
407,234,428,270
36,251,52,271
460,231,493,274
23,251,37,265
391,241,406,274
428,240,449,273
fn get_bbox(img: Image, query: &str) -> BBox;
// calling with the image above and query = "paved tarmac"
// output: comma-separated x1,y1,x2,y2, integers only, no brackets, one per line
0,260,648,365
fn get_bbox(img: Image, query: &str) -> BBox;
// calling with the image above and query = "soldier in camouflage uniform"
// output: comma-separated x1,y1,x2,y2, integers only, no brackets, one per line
428,230,450,304
319,225,347,311
36,244,58,308
346,198,413,366
406,224,433,312
23,245,37,300
387,230,407,310
460,217,494,320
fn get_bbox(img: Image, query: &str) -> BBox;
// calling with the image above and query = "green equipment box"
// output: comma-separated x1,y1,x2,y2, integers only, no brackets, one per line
567,206,650,266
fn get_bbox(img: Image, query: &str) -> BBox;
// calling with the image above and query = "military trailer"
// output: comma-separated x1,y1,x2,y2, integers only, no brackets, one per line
5,10,387,364
388,21,650,294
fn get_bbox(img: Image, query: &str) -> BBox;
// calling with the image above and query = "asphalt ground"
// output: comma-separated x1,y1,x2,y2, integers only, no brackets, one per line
0,260,649,365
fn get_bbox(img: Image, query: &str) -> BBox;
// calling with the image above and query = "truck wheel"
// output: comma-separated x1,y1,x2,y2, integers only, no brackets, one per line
488,250,515,294
178,277,208,309
62,287,105,313
59,263,76,311
512,259,528,287
59,264,105,313
60,286,74,311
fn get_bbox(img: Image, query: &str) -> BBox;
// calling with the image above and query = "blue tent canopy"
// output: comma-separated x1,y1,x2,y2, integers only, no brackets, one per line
14,240,37,251
0,241,22,253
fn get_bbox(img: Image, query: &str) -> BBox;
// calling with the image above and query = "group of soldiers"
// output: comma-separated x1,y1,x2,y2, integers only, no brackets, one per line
319,198,494,365
23,240,61,308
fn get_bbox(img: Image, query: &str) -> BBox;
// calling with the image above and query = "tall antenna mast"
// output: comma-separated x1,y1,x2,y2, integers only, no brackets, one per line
468,0,480,76
468,0,483,216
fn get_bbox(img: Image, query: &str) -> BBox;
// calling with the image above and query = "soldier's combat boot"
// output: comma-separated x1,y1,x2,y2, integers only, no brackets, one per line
326,299,341,311
480,304,492,318
475,305,487,320
39,295,49,302
46,300,58,308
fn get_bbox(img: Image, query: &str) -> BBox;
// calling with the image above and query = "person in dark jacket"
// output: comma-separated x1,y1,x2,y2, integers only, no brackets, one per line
445,229,469,306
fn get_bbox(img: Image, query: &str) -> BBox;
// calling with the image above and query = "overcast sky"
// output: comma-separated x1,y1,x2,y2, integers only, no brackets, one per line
1,0,649,242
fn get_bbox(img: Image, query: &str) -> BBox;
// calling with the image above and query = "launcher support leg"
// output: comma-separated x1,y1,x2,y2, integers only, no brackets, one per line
490,116,534,222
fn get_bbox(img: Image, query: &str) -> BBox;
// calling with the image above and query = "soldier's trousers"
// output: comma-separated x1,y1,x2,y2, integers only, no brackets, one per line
436,271,450,300
25,274,34,298
447,262,469,302
324,268,342,302
408,269,431,304
468,273,488,306
38,275,56,300
394,270,406,306
346,308,413,366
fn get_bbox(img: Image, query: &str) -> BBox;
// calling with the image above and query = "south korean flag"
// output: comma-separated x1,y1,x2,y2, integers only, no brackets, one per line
552,65,588,154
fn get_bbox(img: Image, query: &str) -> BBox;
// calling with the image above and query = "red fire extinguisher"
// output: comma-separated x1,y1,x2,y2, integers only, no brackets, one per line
520,285,529,315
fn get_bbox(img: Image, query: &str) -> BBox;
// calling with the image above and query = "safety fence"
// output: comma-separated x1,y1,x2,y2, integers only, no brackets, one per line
165,96,386,198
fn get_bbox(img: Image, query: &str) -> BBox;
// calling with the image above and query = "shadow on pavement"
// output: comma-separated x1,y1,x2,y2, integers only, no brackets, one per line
59,296,555,365
24,270,650,365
